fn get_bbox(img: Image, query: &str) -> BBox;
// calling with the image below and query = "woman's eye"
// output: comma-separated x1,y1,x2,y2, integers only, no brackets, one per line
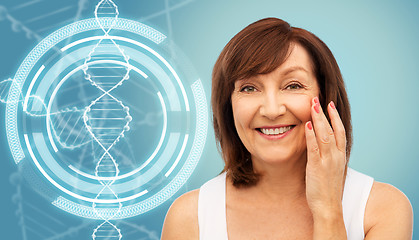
285,83,303,90
240,86,257,92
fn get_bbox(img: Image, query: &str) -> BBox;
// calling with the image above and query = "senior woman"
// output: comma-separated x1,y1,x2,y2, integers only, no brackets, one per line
161,18,413,240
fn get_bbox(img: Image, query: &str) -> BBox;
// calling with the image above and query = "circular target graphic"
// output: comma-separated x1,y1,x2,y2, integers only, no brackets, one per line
6,18,208,219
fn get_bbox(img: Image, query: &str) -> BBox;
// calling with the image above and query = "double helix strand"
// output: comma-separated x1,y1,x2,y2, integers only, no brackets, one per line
82,1,131,239
0,78,93,150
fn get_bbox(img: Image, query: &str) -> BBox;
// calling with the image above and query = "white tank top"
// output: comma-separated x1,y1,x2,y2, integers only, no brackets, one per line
198,168,374,240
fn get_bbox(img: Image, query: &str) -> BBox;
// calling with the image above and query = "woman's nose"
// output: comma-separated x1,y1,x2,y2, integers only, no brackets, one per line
259,92,286,120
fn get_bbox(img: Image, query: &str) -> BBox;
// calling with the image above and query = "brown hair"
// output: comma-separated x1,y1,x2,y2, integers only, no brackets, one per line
212,17,352,187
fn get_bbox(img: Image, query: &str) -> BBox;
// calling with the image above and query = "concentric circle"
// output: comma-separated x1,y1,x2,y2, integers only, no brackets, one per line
6,18,208,219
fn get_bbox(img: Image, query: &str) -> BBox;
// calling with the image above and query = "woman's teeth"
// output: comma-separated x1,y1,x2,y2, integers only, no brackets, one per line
260,126,293,135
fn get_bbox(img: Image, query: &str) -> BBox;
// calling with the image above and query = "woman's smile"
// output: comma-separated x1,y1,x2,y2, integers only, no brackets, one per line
256,125,295,139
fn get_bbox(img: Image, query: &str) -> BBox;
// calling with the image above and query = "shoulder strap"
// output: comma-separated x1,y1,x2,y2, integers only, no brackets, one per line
198,172,228,240
342,168,374,240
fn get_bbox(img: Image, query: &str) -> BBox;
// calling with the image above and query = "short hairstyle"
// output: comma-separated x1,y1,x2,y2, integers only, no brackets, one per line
211,17,352,187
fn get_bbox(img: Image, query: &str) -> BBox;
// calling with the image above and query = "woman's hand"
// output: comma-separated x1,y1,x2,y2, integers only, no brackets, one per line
305,97,347,239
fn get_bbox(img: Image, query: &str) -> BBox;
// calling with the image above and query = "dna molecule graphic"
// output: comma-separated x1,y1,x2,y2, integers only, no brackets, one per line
3,0,208,239
83,0,128,239
0,78,93,152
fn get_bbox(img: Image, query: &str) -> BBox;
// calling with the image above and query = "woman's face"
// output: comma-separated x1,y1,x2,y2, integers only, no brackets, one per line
231,43,320,167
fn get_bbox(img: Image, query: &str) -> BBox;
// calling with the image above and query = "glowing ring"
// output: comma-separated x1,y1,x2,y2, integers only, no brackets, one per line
6,18,208,218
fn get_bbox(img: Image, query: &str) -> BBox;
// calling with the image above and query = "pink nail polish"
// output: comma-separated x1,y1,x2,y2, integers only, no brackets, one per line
314,97,319,105
330,101,336,109
307,121,313,130
314,104,320,113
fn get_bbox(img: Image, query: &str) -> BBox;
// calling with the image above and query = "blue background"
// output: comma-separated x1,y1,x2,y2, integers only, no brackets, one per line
0,0,418,239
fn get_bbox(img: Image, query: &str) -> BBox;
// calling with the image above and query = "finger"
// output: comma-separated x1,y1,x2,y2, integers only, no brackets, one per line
305,121,320,163
327,101,346,153
311,97,336,152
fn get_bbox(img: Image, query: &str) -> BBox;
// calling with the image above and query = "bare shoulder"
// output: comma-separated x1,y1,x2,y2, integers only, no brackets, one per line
364,181,413,239
161,189,200,240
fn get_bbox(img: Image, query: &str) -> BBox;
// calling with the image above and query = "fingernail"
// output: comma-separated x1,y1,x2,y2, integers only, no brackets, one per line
314,103,320,113
314,97,319,105
330,101,336,109
307,121,313,130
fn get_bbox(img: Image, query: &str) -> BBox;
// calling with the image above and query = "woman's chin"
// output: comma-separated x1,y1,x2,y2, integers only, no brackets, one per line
252,150,306,168
254,155,296,166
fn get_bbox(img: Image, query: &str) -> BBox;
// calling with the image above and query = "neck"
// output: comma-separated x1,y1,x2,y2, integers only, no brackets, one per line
250,152,308,203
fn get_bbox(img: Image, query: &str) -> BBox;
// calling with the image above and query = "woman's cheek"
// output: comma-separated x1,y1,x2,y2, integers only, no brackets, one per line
286,94,313,122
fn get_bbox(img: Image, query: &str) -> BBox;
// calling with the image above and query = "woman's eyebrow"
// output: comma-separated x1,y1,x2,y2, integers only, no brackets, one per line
235,77,255,84
281,66,309,76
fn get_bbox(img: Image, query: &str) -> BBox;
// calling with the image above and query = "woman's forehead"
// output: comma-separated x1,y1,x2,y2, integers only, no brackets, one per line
235,44,315,82
235,64,313,85
281,44,315,73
